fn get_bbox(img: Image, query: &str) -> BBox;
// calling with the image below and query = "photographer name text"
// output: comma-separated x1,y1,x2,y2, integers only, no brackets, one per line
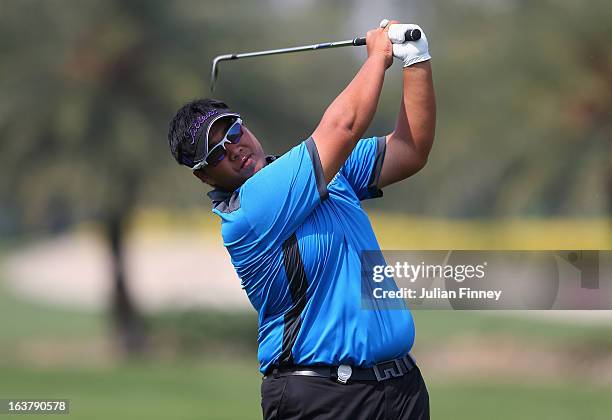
373,287,503,301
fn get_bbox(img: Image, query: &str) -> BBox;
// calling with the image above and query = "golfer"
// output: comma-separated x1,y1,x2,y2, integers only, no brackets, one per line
168,19,435,420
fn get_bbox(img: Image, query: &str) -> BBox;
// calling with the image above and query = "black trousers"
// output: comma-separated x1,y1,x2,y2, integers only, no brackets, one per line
261,366,429,420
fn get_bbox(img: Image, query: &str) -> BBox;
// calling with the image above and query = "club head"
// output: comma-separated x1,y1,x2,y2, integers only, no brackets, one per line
210,54,234,93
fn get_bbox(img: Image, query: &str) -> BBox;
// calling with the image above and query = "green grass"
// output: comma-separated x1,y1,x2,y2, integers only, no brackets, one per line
0,359,262,420
430,381,612,420
3,271,612,419
1,361,612,420
0,282,106,343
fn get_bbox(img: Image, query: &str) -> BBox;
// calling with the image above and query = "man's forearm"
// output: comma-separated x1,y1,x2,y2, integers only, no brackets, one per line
393,61,436,158
321,55,387,142
312,54,389,183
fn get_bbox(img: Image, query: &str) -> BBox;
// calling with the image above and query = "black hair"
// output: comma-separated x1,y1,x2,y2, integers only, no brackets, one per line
167,98,230,165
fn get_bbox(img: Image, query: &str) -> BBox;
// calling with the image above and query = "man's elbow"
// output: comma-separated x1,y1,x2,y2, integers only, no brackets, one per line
317,109,359,142
332,111,361,142
412,133,434,171
415,153,429,172
406,152,428,177
395,151,429,181
409,136,434,173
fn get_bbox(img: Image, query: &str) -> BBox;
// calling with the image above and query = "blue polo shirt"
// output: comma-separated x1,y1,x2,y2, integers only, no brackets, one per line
208,137,415,374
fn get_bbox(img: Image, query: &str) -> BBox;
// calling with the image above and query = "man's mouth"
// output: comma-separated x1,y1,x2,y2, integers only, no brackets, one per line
240,154,253,170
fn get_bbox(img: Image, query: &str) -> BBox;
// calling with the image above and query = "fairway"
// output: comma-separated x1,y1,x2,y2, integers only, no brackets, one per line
0,360,262,420
3,362,612,420
2,281,612,419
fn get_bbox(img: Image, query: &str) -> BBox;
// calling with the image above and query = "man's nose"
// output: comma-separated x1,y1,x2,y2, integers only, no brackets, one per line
225,142,242,161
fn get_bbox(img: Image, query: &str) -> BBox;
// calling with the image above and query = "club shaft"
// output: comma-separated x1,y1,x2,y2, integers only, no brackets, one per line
211,39,359,92
226,39,357,60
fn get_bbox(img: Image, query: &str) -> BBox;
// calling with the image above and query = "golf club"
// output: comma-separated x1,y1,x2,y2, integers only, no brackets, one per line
210,28,421,92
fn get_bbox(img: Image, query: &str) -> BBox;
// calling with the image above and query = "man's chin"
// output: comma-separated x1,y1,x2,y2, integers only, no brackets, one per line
253,157,267,173
239,167,258,184
235,157,265,187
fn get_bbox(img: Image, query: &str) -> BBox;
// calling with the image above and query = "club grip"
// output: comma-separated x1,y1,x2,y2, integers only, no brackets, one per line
405,28,421,42
353,28,421,47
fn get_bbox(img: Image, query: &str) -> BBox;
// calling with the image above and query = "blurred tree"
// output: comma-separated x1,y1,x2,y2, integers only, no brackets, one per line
0,0,220,354
0,0,353,354
393,0,612,217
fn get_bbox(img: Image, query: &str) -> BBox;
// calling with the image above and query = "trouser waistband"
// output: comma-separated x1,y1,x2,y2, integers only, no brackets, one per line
264,354,417,384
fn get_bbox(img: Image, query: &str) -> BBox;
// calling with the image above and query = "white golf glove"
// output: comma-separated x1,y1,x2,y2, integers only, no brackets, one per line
387,23,431,67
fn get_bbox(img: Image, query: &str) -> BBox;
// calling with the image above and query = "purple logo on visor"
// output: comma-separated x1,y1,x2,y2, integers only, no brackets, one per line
189,110,219,145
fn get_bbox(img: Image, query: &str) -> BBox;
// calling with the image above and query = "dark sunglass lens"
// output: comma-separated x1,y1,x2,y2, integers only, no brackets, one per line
226,123,243,143
207,147,226,166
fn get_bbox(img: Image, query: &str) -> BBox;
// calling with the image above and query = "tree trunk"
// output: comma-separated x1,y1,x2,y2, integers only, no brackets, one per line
105,209,147,355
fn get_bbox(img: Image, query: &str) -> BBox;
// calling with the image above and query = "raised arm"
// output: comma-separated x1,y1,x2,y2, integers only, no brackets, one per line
312,26,393,184
378,25,436,188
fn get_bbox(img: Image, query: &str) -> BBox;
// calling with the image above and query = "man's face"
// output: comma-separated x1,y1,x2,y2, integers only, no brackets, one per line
194,117,267,191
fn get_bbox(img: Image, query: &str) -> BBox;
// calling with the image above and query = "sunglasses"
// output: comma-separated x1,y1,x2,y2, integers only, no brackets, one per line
192,117,243,171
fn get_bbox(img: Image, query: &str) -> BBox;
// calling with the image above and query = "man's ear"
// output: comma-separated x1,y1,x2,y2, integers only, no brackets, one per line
193,169,215,187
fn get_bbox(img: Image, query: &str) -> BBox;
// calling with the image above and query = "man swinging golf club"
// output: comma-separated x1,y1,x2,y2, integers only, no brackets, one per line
167,19,436,420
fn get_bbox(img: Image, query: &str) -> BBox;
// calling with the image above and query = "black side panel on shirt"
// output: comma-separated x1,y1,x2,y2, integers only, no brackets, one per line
305,137,329,201
366,136,387,198
279,233,309,366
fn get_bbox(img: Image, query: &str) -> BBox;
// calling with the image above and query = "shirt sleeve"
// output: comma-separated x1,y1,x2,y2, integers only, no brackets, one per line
239,137,328,245
340,136,387,201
